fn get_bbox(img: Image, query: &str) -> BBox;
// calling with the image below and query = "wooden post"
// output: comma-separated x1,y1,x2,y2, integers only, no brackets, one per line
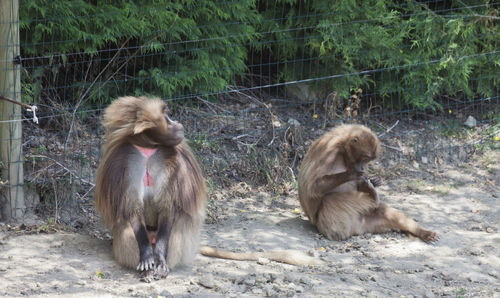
0,0,25,220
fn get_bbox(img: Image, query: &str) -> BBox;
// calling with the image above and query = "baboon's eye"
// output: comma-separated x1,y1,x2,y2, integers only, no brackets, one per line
360,155,370,162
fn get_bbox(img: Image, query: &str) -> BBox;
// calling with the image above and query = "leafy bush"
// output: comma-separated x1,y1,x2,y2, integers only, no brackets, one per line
20,0,258,104
19,0,499,109
257,0,500,109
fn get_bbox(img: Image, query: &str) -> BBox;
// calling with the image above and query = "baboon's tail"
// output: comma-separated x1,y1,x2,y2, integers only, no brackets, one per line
199,246,323,266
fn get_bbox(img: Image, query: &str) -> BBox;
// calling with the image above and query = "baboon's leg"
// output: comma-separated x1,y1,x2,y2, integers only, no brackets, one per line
112,222,140,269
165,211,202,268
316,191,377,240
150,214,174,279
361,203,438,243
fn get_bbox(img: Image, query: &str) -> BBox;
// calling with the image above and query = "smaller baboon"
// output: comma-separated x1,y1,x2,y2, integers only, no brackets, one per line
298,124,438,242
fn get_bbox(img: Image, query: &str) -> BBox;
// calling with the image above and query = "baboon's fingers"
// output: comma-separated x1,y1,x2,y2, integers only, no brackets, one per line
370,176,382,187
153,264,169,280
139,269,155,283
418,229,439,243
137,258,155,271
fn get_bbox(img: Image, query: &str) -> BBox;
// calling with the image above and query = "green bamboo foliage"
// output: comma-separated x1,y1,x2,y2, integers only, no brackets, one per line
19,0,500,109
19,0,258,102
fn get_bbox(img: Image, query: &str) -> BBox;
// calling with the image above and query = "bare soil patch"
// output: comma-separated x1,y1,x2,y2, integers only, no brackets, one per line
1,150,498,297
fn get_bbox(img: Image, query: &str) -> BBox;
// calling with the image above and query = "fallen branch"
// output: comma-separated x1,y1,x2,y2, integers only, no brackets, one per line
381,143,404,153
378,120,400,138
27,154,95,187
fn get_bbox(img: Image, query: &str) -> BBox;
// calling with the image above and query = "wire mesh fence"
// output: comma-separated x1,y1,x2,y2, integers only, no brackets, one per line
1,0,499,223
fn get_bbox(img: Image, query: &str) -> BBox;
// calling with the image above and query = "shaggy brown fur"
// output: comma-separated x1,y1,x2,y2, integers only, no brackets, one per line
95,96,206,280
298,124,438,242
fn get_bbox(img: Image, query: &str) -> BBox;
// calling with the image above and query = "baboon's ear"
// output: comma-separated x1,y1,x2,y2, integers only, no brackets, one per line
133,110,155,134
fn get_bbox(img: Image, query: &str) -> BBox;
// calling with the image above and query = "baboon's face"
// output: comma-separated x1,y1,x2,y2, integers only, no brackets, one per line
346,131,379,173
144,104,184,146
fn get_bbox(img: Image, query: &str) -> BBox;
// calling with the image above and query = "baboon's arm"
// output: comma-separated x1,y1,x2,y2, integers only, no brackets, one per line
313,171,358,195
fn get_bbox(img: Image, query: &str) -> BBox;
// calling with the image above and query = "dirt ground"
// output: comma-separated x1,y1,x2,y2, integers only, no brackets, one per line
0,149,498,298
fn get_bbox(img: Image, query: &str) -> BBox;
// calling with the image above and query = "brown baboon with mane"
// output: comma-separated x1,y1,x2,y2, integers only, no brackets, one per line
298,124,438,243
95,96,206,280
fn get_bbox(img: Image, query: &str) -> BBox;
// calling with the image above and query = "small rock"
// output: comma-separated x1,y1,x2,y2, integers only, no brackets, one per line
486,227,494,233
159,290,173,297
440,271,454,281
284,273,298,283
244,278,255,286
187,286,199,293
295,285,304,293
423,290,435,298
49,241,64,248
299,276,313,286
464,115,477,128
257,257,270,265
470,214,482,222
251,288,264,295
255,276,267,285
469,249,482,256
288,118,301,127
412,160,419,169
468,272,488,283
76,280,87,286
421,156,428,164
263,284,276,296
287,282,298,291
269,273,278,282
308,249,319,258
199,273,215,289
261,273,271,282
273,283,284,292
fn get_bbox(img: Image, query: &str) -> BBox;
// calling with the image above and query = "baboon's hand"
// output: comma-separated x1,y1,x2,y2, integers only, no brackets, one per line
139,269,155,283
361,175,374,188
361,175,379,204
369,176,382,187
137,247,155,271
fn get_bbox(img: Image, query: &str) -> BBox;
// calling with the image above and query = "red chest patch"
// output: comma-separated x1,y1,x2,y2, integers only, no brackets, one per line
133,145,158,187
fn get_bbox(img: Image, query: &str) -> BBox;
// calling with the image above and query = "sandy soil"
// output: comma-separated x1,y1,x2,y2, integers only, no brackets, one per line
0,152,499,297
